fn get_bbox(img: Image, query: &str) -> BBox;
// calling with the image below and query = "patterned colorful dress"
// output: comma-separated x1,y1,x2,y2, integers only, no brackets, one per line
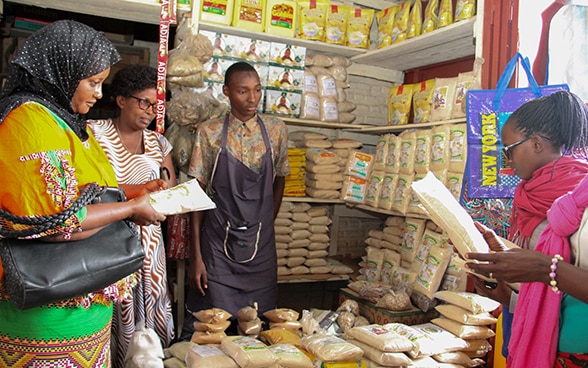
88,118,175,367
0,103,135,367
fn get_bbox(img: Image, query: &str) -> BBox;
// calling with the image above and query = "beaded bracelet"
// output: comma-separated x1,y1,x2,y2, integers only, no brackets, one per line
549,254,564,294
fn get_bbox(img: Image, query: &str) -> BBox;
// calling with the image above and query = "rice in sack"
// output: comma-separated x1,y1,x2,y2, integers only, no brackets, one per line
341,176,368,204
221,336,278,368
300,92,321,120
186,345,239,368
388,322,468,358
349,339,413,366
384,134,401,173
346,324,414,352
365,171,385,208
289,131,328,141
410,172,489,257
299,334,363,362
433,291,500,314
448,123,467,172
412,244,452,299
166,341,197,361
431,317,495,340
380,249,401,285
435,304,498,326
432,351,478,366
373,134,389,172
269,344,314,368
398,130,416,175
378,173,398,211
414,130,432,174
346,151,374,180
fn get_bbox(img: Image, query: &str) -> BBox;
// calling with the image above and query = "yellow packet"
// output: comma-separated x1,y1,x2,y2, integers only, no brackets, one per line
412,79,435,124
346,7,375,49
376,5,399,49
388,84,414,125
438,0,453,28
407,0,422,39
325,4,349,45
298,0,329,41
391,0,411,44
422,0,438,34
455,0,476,21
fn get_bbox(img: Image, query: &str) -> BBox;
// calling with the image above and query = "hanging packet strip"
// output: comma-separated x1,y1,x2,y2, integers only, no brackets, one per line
466,52,568,198
156,0,177,133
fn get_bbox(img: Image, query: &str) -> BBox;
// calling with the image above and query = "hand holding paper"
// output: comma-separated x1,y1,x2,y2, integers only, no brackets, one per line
149,179,216,215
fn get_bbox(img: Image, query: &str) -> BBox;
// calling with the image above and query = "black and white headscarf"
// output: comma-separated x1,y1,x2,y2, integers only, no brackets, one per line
0,20,121,140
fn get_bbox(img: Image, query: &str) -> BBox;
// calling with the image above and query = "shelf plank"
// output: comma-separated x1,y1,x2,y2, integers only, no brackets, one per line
354,204,430,220
283,196,344,204
357,118,467,133
7,0,165,25
281,116,466,134
199,22,366,58
351,17,477,70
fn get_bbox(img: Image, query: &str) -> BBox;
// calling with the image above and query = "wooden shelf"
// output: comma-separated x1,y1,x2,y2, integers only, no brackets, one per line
283,196,344,204
350,17,477,70
282,116,466,134
357,118,467,133
199,22,366,58
6,0,167,25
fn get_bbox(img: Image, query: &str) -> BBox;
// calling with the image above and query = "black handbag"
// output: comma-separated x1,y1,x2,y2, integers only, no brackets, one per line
0,184,144,310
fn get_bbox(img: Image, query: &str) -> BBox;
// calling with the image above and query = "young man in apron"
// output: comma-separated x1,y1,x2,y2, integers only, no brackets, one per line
181,62,290,337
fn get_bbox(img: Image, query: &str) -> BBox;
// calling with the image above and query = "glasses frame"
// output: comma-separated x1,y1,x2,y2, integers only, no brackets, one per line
129,95,157,114
501,137,530,160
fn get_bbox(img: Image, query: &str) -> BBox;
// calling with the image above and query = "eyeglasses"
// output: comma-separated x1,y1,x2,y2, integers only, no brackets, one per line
129,95,157,114
501,138,530,160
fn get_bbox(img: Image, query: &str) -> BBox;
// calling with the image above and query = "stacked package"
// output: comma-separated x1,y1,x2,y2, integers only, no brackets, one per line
285,148,307,197
340,149,375,205
275,202,333,277
430,291,499,366
358,215,469,314
189,308,232,345
302,53,356,123
367,122,468,216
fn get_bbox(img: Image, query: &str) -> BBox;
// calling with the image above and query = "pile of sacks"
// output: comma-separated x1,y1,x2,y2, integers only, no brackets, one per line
275,202,333,277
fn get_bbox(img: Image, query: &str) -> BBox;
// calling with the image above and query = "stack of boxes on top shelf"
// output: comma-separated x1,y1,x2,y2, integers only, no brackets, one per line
196,30,306,118
198,0,476,51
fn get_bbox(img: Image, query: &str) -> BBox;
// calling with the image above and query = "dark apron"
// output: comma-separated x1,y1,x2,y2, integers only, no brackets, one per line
186,115,278,321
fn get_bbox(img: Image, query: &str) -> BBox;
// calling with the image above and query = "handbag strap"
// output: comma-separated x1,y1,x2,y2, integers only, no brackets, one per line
0,183,102,238
493,52,542,110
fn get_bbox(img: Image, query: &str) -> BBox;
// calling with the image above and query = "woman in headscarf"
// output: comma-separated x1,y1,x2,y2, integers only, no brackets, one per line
0,20,165,367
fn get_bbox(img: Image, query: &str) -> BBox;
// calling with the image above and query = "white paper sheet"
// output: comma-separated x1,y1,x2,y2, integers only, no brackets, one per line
149,179,216,215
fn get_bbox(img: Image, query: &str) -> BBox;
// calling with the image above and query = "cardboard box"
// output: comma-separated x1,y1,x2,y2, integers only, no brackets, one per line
338,288,438,325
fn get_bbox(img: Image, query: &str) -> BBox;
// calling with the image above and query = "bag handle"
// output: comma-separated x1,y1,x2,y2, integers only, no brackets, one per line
493,52,542,110
0,183,102,238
